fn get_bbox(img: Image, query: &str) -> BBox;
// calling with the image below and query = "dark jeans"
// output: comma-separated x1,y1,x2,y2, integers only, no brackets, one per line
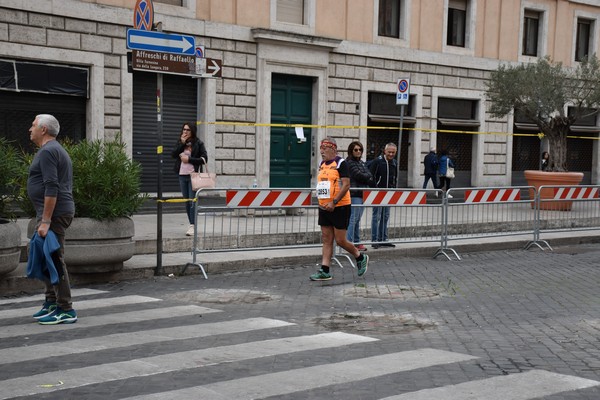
178,174,195,224
41,215,73,311
371,206,390,242
422,173,439,189
440,176,452,191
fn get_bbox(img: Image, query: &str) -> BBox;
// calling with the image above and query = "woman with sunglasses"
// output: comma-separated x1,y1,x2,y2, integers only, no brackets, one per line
345,141,373,252
171,122,208,236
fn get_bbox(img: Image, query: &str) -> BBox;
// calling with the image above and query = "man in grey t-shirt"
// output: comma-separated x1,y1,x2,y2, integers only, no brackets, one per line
28,114,77,325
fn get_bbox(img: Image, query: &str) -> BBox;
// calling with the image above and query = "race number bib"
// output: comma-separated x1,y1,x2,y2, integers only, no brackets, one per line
316,181,331,199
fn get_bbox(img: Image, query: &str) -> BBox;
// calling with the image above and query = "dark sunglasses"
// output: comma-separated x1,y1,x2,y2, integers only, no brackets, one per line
353,148,363,152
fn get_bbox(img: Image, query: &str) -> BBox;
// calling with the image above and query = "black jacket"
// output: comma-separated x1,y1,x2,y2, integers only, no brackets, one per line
423,151,438,174
369,156,397,188
346,157,374,198
171,139,208,174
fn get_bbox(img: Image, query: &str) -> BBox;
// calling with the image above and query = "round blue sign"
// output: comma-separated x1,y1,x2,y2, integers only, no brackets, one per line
398,79,408,92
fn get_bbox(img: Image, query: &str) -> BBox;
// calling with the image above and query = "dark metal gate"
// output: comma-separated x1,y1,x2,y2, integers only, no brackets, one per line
132,72,197,192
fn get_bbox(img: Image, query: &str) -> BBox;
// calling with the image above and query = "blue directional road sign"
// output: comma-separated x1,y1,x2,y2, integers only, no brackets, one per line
127,29,195,56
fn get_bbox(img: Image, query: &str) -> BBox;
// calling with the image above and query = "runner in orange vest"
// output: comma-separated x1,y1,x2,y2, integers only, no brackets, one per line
310,137,369,281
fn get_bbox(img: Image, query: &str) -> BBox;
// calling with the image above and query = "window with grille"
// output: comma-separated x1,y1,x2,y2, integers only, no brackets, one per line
447,0,466,47
277,0,305,25
575,18,592,62
522,10,540,56
378,0,402,38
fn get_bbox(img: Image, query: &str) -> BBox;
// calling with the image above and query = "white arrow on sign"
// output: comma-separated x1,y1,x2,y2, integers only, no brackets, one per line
206,58,221,76
127,29,195,55
196,58,222,78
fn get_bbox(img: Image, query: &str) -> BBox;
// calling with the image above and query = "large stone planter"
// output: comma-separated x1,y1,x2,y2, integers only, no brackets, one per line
0,218,21,276
524,170,585,211
28,217,135,273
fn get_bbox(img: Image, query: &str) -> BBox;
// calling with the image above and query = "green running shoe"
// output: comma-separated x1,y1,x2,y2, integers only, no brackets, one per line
309,269,332,281
357,254,369,277
38,307,78,325
32,301,57,320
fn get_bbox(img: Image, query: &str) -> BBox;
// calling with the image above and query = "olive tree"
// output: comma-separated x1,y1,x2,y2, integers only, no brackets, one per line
485,56,600,172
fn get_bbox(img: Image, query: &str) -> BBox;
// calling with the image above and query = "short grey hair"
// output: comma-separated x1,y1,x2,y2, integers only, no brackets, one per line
36,114,60,137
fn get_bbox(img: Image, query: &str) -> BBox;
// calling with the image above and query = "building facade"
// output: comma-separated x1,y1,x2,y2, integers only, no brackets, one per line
1,0,599,192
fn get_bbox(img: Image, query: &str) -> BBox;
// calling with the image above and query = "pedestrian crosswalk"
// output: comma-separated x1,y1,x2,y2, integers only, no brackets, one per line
1,289,598,399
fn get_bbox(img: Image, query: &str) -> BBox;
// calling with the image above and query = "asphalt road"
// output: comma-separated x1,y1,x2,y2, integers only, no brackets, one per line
2,243,600,399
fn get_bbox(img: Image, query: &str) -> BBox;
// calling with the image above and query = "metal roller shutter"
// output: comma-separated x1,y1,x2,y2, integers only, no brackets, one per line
0,91,85,153
132,72,198,192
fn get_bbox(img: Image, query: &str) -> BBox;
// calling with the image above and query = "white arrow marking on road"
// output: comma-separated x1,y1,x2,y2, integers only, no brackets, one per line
130,34,193,53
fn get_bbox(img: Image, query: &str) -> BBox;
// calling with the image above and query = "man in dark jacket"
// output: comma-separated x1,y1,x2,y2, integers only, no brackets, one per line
422,147,439,190
369,143,397,248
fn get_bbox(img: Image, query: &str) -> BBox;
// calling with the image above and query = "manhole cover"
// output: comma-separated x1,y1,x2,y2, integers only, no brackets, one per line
165,289,275,304
344,284,442,300
313,312,437,335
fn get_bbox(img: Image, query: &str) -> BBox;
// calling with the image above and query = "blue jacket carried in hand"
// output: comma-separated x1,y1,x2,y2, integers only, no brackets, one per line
27,231,61,285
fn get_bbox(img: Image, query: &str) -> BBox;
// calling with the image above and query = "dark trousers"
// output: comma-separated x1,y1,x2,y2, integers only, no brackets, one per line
41,215,73,311
440,176,452,191
178,175,195,224
422,173,439,189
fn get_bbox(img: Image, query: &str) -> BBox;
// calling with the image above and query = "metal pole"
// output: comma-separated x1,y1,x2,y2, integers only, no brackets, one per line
396,105,404,188
155,24,164,275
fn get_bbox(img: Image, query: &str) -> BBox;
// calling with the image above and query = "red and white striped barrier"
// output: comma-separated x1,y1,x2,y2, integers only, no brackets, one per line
362,190,427,206
226,190,312,208
464,188,521,203
552,187,599,200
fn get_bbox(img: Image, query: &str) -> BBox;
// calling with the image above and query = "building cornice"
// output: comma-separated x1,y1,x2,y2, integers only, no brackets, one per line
252,28,341,51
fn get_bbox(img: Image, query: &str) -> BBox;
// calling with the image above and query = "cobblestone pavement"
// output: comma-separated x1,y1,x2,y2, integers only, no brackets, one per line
2,244,600,399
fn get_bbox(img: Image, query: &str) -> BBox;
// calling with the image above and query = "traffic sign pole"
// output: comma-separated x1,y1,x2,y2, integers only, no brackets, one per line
397,106,404,188
395,78,410,187
155,23,164,275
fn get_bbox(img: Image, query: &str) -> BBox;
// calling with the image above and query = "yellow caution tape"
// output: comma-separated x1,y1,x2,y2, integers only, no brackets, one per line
195,120,599,140
156,198,196,203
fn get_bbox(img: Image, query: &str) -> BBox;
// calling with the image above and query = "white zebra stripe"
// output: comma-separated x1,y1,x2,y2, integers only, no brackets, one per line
380,369,600,400
0,305,220,339
120,349,478,400
0,332,377,399
0,295,161,320
0,288,107,305
0,317,293,365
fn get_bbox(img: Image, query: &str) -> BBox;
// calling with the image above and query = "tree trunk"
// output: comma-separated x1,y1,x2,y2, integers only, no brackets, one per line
540,118,570,172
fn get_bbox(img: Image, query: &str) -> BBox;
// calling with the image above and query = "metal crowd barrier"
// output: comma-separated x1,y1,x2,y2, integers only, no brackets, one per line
527,185,600,251
185,184,600,278
439,186,537,260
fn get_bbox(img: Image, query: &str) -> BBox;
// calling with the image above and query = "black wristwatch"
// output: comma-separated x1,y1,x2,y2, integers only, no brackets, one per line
333,199,338,205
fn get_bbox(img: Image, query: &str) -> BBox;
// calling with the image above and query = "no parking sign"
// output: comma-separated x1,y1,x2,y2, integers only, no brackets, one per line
133,0,154,30
396,78,410,105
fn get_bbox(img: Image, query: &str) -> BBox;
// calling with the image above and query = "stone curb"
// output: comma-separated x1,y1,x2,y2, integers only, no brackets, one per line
3,230,600,297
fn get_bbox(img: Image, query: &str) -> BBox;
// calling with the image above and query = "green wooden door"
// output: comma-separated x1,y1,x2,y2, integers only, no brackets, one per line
270,74,312,188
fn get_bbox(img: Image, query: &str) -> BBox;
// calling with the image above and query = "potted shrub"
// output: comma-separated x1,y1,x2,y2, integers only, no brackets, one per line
22,136,147,273
0,138,23,276
486,56,600,209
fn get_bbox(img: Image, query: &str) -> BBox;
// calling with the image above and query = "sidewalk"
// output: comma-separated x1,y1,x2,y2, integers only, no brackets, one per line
4,211,600,297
